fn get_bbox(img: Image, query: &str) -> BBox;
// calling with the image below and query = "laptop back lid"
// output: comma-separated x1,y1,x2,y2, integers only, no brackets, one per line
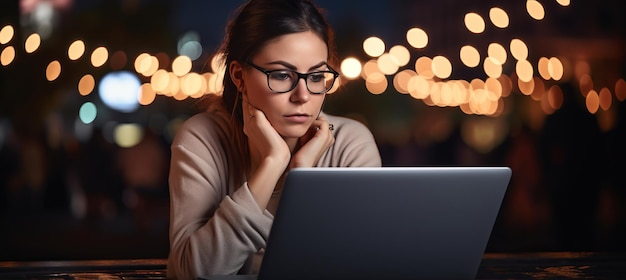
258,167,511,280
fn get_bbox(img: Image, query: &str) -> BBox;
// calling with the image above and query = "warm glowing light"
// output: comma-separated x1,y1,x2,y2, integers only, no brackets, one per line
134,53,151,74
510,39,528,61
365,72,387,94
599,87,612,111
408,75,430,99
530,77,545,101
138,83,156,105
461,118,507,153
24,33,41,53
487,43,507,65
78,74,95,96
548,57,564,80
556,0,571,6
516,60,533,82
91,47,108,67
579,74,593,96
432,56,452,79
415,57,434,79
1,46,15,66
151,69,170,93
464,12,486,33
377,53,399,75
393,69,416,94
389,45,410,67
498,75,513,97
489,7,509,28
460,45,480,68
340,57,362,79
180,72,204,96
135,54,159,77
548,85,563,110
586,90,600,113
616,79,626,101
114,123,144,148
172,56,192,76
538,57,550,80
68,40,85,61
485,77,503,100
518,76,535,95
166,72,181,96
483,57,502,78
46,60,61,81
406,27,428,49
210,52,225,73
527,0,545,20
0,25,14,44
363,37,385,58
361,59,379,80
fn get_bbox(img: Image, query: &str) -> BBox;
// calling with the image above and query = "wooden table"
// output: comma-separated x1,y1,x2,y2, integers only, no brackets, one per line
1,252,625,279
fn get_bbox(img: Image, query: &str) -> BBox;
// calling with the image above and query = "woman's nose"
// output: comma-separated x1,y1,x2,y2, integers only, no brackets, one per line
289,79,310,103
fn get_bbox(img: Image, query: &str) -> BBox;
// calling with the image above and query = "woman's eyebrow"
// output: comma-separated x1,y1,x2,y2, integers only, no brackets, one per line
266,61,329,71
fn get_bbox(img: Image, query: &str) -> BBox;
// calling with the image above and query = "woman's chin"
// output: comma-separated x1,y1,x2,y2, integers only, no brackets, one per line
277,127,309,139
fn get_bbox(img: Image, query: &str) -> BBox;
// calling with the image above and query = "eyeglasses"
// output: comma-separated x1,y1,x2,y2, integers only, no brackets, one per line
247,61,339,94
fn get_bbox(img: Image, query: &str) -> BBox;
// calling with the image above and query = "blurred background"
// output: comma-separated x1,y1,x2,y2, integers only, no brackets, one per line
1,0,625,261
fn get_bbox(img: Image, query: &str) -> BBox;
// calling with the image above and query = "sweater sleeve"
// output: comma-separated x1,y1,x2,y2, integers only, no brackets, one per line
167,114,273,279
323,115,382,167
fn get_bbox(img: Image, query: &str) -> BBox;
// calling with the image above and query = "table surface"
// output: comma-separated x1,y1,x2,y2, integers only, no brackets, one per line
1,252,625,279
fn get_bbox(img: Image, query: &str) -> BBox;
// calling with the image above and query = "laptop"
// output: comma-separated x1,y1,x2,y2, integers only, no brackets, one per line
201,167,511,280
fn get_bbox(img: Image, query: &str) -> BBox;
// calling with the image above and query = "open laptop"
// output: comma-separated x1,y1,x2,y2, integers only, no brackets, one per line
201,166,511,280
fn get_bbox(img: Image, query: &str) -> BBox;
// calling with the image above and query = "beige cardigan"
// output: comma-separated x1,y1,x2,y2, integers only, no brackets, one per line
166,102,382,279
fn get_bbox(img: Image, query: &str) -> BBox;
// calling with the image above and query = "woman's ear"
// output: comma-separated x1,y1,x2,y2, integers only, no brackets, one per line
229,60,245,93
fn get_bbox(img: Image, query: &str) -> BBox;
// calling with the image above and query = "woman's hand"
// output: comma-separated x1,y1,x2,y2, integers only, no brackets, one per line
289,115,335,168
242,94,291,210
242,94,291,167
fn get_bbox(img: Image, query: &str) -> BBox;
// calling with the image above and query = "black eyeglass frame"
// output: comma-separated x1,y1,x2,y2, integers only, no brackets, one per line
246,61,339,94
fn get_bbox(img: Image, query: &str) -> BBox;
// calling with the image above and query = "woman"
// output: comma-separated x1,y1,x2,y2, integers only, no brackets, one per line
167,0,382,278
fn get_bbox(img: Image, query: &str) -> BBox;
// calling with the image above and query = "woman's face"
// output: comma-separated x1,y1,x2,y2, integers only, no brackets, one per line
243,31,329,139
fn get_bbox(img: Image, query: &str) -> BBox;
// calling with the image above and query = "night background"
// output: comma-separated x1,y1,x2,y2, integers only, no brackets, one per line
1,0,625,261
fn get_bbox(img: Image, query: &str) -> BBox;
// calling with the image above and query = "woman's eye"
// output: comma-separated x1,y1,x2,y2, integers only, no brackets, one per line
269,71,293,81
309,73,324,83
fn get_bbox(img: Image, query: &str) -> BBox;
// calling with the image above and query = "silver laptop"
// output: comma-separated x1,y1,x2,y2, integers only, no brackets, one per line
201,167,511,280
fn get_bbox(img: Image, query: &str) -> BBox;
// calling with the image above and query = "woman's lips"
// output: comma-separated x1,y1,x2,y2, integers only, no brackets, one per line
284,114,311,123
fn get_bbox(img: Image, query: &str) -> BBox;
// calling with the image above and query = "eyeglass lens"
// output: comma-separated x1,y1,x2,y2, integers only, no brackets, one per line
267,70,336,93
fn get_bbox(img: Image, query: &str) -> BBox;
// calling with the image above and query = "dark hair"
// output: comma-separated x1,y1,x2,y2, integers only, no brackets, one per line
219,0,337,123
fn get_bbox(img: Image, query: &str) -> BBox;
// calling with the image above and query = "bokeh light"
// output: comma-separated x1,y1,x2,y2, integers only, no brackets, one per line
114,123,144,148
1,46,15,66
432,56,452,79
91,46,109,67
510,39,529,61
24,33,41,53
172,55,192,77
46,60,61,81
79,102,97,124
489,7,509,28
78,74,95,96
340,57,362,79
460,45,480,68
464,12,486,34
527,0,546,20
98,71,141,113
0,25,14,44
363,36,385,58
68,40,85,61
406,27,428,49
